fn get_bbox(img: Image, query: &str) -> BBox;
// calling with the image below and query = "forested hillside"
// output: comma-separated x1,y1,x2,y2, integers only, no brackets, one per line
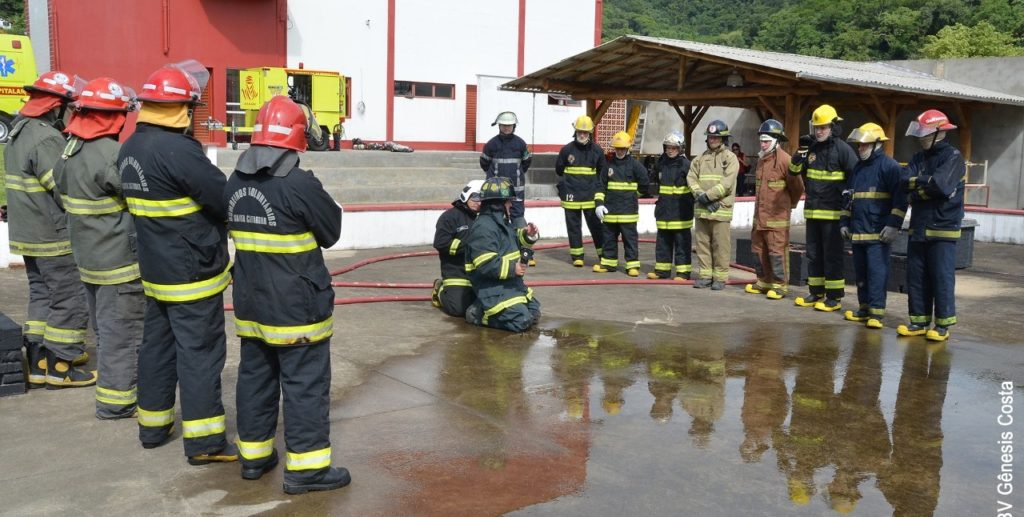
602,0,1024,59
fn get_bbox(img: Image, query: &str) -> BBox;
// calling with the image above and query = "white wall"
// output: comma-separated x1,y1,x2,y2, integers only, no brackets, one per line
287,1,389,141
476,75,584,147
286,0,596,145
523,0,596,75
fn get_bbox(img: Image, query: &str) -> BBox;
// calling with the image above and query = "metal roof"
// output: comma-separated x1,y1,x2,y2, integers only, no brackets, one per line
502,35,1024,106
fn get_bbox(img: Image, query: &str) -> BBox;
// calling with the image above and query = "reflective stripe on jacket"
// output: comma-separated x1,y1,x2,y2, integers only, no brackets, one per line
4,115,72,256
118,124,230,302
555,139,606,208
597,154,649,221
789,135,858,221
226,156,341,345
434,201,477,281
841,149,907,242
465,208,536,315
688,146,739,222
54,136,140,284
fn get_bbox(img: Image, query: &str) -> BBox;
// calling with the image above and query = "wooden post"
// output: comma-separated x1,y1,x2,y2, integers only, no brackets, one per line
683,105,694,157
592,99,614,125
883,105,898,157
784,94,802,154
953,103,972,161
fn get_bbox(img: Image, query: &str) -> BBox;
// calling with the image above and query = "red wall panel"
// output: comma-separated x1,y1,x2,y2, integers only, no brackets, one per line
50,0,287,144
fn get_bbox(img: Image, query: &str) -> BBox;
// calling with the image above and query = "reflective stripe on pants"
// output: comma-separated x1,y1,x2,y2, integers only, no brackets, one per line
85,281,144,418
24,255,88,360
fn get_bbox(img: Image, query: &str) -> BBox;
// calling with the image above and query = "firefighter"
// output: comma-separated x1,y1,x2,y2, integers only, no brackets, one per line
480,111,532,232
897,110,965,342
119,61,237,464
789,104,858,311
688,120,739,290
647,131,693,280
744,119,804,299
463,177,541,332
4,70,94,389
53,77,142,417
554,115,606,266
841,123,907,329
431,180,483,317
226,96,349,494
593,131,649,276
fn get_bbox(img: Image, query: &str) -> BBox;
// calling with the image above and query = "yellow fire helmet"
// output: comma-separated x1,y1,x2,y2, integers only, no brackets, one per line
573,115,595,132
611,131,632,149
847,122,889,144
810,104,842,126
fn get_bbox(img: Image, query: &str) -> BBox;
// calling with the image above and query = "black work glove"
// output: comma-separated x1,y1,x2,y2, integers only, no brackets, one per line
697,192,711,206
707,201,722,213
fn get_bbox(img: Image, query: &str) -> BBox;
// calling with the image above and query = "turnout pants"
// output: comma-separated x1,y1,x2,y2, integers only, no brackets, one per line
467,296,541,333
906,240,957,328
137,293,228,456
652,228,692,278
24,255,88,360
752,228,790,292
511,189,526,229
600,222,640,271
694,219,732,282
237,339,333,484
805,219,845,300
438,279,475,318
85,280,144,418
852,243,891,319
564,207,605,260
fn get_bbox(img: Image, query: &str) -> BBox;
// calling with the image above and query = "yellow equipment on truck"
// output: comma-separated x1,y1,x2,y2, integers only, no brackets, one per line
0,34,38,142
233,66,347,151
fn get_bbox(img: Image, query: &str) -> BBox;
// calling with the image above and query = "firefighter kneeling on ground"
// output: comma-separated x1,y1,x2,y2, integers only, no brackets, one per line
897,110,966,342
593,131,649,276
744,119,804,299
841,123,907,329
432,180,483,317
464,177,541,332
226,95,350,494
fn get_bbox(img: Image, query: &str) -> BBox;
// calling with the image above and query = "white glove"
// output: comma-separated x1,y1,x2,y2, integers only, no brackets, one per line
594,205,609,221
879,226,899,244
840,226,850,240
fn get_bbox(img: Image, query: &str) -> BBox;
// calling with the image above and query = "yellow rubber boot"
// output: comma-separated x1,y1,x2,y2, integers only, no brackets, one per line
926,326,950,342
744,284,763,295
897,324,928,336
627,268,639,277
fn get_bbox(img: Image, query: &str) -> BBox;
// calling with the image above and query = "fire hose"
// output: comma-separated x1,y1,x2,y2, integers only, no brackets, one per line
224,239,756,311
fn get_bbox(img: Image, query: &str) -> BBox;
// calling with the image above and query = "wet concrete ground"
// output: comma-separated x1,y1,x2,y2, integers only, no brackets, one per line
0,230,1022,516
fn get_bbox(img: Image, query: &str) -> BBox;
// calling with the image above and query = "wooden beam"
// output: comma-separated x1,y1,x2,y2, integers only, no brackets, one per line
677,56,687,90
757,95,783,119
573,86,819,101
683,105,694,157
741,69,797,87
953,102,972,161
632,41,797,81
869,95,891,125
592,99,614,126
669,100,686,122
883,104,898,157
784,94,802,154
586,99,597,118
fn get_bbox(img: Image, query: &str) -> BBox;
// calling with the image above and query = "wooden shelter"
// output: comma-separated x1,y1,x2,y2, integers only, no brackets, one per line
501,35,1024,159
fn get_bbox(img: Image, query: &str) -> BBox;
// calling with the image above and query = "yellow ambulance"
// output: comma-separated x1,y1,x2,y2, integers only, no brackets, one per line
0,34,37,142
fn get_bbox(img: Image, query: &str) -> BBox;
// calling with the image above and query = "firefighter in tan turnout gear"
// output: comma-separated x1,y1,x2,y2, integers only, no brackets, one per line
54,77,143,418
227,95,349,494
119,60,237,465
4,70,94,389
688,120,739,290
744,119,804,299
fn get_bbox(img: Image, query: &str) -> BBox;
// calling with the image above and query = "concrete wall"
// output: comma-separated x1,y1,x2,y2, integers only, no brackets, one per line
893,57,1024,210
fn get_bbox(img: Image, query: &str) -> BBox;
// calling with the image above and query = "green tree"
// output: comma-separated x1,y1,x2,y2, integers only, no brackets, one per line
920,22,1024,57
0,0,25,35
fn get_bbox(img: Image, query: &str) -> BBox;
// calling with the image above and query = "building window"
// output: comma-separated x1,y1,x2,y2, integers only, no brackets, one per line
548,93,581,107
394,80,456,99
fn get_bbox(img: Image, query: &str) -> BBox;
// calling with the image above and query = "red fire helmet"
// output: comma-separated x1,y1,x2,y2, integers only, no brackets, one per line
75,77,135,112
251,95,307,152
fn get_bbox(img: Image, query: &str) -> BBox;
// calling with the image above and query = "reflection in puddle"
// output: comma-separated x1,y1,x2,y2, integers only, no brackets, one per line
359,319,999,516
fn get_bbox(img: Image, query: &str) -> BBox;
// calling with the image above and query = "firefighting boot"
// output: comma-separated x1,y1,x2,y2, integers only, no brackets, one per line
283,466,352,495
627,268,640,277
897,323,928,337
430,279,442,308
44,348,97,389
814,299,842,312
188,443,240,466
25,340,47,389
646,272,663,280
572,258,585,267
765,289,785,300
925,326,950,342
844,309,870,322
794,294,823,307
744,284,764,295
592,264,613,273
241,449,279,480
710,281,726,291
865,318,884,329
692,278,713,289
